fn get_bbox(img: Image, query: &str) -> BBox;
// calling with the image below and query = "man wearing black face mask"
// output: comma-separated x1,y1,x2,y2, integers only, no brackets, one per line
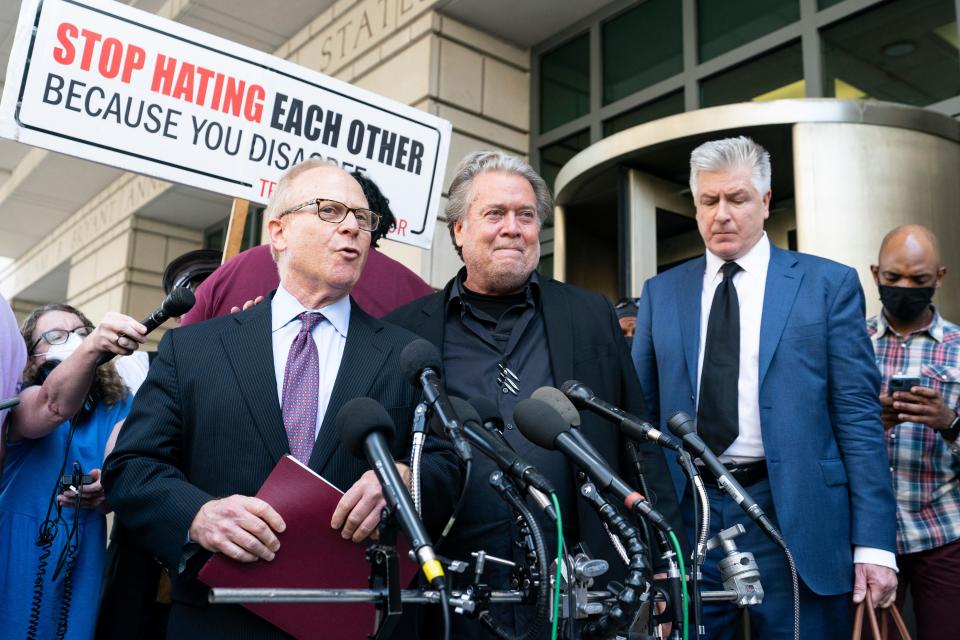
867,224,960,640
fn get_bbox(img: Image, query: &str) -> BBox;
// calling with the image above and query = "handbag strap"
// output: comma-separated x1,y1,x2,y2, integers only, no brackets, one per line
851,590,912,640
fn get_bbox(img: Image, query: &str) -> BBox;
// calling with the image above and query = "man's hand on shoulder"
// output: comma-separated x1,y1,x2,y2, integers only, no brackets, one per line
229,295,265,314
189,495,286,562
331,463,410,544
853,563,897,608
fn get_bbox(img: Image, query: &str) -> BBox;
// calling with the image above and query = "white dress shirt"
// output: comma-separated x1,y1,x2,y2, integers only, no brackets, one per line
696,233,896,570
697,233,769,462
271,284,350,439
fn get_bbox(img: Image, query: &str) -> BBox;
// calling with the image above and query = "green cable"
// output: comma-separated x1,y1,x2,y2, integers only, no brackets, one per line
550,493,563,640
667,530,688,640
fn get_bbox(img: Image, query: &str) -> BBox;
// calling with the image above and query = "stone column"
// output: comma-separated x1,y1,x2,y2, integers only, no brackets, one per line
793,122,960,319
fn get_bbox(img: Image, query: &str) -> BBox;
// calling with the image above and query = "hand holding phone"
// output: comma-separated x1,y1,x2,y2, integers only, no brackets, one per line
888,375,921,395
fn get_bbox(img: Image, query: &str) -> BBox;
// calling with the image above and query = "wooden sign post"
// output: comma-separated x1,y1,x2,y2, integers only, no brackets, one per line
222,197,250,263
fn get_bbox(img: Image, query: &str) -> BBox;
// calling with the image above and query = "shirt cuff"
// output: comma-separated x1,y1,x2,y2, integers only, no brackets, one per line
854,546,898,572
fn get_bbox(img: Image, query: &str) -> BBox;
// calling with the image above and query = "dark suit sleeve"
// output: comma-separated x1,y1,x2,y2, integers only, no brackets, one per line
827,268,897,553
632,280,660,426
103,329,214,571
601,295,686,546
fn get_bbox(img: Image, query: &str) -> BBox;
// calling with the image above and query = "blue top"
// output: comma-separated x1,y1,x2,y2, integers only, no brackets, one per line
0,394,131,640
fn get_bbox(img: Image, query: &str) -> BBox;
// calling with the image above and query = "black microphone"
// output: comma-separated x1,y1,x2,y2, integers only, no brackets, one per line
0,396,20,411
434,396,558,521
336,397,446,588
514,398,671,534
667,411,786,548
531,386,610,463
466,396,509,435
561,380,683,452
399,339,471,463
95,287,196,366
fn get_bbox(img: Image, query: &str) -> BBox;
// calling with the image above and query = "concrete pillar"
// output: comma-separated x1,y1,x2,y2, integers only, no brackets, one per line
793,122,960,319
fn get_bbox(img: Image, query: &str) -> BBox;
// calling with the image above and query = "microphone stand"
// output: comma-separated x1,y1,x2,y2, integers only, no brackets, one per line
479,471,551,640
409,402,429,516
675,451,708,640
624,440,685,640
577,482,654,640
368,504,405,640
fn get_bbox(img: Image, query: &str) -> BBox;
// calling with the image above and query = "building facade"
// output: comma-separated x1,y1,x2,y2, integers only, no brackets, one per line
0,0,957,330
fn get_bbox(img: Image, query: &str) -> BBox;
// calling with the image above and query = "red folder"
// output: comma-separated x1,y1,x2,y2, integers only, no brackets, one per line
198,455,420,639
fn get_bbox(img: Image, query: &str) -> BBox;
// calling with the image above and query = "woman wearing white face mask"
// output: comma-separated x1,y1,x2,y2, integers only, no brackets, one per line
0,303,146,640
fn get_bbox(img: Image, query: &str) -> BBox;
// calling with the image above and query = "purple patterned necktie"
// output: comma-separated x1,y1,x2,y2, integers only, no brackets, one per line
282,311,323,464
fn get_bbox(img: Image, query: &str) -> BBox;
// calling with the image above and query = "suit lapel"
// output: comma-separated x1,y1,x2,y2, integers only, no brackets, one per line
309,303,391,476
679,258,705,394
220,299,287,463
541,280,574,386
416,291,446,349
759,246,802,385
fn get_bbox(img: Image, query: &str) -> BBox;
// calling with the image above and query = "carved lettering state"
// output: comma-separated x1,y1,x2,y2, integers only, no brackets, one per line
300,0,432,76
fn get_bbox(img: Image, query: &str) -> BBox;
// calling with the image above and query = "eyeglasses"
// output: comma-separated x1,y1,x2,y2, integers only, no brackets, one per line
280,198,381,232
30,325,93,355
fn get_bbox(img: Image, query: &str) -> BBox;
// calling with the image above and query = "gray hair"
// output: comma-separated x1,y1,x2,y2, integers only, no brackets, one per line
689,136,771,199
446,150,552,258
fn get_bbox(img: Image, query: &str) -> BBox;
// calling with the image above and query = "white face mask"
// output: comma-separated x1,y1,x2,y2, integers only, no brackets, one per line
43,332,84,363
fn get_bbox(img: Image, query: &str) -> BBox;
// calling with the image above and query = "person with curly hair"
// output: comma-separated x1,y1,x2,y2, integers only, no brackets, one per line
0,303,145,640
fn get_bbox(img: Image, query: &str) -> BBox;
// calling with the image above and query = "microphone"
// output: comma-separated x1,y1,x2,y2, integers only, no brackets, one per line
336,397,446,588
95,287,196,366
437,396,558,521
667,411,786,548
399,339,471,463
561,380,683,452
514,398,671,534
468,396,557,520
466,396,510,436
531,385,609,459
0,396,20,411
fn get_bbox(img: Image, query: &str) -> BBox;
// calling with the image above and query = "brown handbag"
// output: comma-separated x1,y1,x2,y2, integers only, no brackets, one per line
851,590,912,640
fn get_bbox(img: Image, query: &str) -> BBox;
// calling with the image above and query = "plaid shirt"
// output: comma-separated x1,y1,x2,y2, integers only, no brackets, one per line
868,309,960,554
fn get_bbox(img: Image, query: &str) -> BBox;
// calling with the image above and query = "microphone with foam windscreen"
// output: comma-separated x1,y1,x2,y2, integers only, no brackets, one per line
514,398,671,534
336,397,446,588
667,410,786,549
95,286,196,366
560,380,683,452
399,339,471,463
531,386,610,463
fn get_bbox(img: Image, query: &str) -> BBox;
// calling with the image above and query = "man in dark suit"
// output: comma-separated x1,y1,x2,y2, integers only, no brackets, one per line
388,150,683,639
103,159,459,638
632,136,898,638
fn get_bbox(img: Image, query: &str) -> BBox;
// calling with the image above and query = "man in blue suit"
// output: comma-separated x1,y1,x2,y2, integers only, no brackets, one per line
632,136,897,638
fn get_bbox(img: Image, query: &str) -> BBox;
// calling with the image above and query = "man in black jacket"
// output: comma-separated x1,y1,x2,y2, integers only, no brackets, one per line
387,150,683,639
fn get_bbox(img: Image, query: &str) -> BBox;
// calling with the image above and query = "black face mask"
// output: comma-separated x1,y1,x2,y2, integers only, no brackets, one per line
879,285,934,324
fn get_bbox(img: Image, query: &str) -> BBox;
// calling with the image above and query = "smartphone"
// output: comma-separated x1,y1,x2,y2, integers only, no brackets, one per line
888,376,921,394
60,473,94,492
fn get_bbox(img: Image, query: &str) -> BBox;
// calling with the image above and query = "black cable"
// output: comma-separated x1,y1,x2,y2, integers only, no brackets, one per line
481,472,550,640
435,458,471,550
26,523,54,640
438,584,452,640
